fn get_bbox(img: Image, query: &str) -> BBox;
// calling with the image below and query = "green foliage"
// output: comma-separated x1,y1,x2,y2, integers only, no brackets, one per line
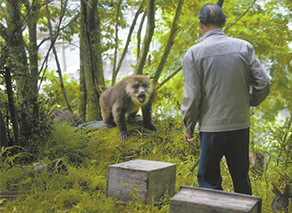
265,117,292,181
36,1,80,44
250,117,292,212
42,122,88,163
42,70,80,114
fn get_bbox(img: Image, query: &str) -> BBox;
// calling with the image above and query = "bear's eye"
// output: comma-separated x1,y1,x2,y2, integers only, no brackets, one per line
141,82,148,88
132,83,139,89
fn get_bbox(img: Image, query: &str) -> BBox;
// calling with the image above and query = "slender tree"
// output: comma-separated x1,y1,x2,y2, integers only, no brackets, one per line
137,12,147,61
112,1,144,85
45,0,73,113
23,0,41,117
153,0,184,84
111,0,122,86
4,66,19,145
0,110,8,148
135,0,155,75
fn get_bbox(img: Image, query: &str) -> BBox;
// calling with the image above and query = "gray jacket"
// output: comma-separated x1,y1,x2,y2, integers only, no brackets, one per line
181,29,270,134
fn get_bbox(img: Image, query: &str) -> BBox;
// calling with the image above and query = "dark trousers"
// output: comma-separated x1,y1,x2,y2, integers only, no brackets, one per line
197,128,252,195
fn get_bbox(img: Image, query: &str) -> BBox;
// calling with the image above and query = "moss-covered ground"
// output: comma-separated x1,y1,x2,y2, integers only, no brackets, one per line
0,121,291,212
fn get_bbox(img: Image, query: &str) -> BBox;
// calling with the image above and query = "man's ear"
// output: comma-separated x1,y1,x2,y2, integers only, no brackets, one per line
198,19,204,29
222,19,227,28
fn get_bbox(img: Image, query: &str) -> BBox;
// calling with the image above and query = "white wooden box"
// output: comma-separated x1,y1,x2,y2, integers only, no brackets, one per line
107,159,176,204
169,186,262,213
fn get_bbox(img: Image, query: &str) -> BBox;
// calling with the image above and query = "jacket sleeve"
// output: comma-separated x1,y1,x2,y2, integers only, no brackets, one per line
248,44,270,106
181,52,201,135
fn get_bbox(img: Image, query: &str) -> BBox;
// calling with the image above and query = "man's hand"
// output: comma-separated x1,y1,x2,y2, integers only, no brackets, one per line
184,132,193,143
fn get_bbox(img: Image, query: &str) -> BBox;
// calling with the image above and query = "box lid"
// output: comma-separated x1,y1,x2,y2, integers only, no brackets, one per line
171,186,262,212
109,159,175,172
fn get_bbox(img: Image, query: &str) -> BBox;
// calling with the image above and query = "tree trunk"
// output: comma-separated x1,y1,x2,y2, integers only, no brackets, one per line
80,0,105,121
135,0,155,75
0,111,8,148
217,0,225,8
5,0,34,141
137,12,147,61
153,0,184,84
78,55,87,120
4,67,19,145
24,0,41,118
91,0,105,88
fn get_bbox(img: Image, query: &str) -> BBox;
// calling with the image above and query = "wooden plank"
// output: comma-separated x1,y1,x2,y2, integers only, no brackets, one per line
170,186,262,213
0,191,18,199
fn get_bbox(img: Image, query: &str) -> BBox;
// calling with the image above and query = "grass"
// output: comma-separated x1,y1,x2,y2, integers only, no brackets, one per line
0,120,291,212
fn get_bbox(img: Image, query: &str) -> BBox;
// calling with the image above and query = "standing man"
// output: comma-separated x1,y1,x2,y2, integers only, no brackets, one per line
181,4,270,195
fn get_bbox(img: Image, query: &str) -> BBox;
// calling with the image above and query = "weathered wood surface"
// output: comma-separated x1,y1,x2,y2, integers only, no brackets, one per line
107,159,176,204
0,191,18,199
170,186,262,213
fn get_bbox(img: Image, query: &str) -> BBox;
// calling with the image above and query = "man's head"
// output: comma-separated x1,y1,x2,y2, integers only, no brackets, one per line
198,4,226,31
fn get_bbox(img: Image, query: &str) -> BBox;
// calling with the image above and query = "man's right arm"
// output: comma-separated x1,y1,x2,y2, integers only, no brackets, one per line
248,44,270,106
181,53,202,137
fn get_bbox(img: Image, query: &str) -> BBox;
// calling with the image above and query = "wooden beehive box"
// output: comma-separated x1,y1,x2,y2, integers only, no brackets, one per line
169,186,262,213
107,159,176,204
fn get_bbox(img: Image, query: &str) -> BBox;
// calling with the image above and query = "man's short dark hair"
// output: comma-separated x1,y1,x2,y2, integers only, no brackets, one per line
199,4,226,27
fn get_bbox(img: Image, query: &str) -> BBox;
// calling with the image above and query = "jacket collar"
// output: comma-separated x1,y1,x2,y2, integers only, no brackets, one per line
201,29,226,41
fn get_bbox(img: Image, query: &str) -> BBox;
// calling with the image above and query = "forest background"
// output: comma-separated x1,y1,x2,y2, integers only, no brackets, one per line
0,0,292,212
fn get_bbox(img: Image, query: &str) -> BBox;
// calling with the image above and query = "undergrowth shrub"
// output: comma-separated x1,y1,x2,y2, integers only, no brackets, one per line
43,122,88,163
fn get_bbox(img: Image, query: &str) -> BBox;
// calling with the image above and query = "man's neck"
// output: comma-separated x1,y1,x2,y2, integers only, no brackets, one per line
202,26,222,33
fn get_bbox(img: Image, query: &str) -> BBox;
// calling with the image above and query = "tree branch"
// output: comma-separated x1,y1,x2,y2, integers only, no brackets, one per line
37,12,80,48
38,0,76,90
22,0,30,10
37,39,54,93
112,2,144,85
217,0,224,8
224,0,257,33
158,65,182,89
137,11,147,60
45,0,72,113
153,0,184,84
111,0,122,86
0,0,36,61
135,0,155,75
0,23,10,41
